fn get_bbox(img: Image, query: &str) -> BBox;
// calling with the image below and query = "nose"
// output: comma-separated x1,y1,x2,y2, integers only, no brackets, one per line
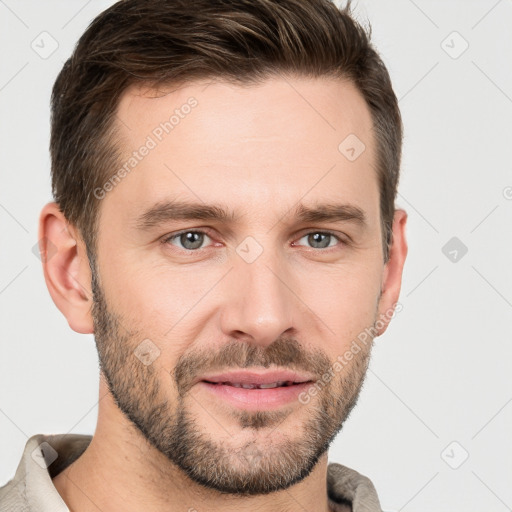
219,249,297,346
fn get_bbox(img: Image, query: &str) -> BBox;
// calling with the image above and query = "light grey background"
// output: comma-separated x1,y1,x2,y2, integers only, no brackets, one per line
1,1,511,510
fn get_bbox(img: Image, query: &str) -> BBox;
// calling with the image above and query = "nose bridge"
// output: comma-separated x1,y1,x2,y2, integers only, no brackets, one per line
220,241,296,344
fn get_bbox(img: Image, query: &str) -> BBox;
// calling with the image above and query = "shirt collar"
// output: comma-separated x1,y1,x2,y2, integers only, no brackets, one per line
4,434,381,512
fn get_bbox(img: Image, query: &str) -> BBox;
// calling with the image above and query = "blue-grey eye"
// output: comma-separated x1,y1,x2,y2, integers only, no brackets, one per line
298,232,339,249
168,231,210,250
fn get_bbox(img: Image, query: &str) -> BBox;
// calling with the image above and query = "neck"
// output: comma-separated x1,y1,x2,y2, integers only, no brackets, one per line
53,379,333,512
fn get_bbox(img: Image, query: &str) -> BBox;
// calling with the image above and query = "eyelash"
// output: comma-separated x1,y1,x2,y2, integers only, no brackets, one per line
161,228,347,252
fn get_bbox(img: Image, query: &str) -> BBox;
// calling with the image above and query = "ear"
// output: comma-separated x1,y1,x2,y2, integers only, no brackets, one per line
37,202,94,334
375,209,408,336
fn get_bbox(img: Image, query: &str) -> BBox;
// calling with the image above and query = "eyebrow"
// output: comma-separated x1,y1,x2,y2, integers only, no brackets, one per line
292,202,366,226
134,199,367,231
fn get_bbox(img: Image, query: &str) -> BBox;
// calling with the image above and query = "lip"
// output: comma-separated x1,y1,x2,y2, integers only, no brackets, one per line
194,369,316,386
197,381,314,410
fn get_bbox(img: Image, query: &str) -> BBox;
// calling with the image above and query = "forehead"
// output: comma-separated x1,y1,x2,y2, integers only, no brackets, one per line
107,76,378,225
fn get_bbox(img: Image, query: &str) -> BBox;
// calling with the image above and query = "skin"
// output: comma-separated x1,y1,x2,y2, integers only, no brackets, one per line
40,76,407,512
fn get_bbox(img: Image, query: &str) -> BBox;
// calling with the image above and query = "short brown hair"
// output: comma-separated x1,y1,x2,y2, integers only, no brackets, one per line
50,0,402,262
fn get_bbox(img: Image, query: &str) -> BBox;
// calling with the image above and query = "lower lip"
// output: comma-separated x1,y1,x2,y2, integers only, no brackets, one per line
198,381,313,410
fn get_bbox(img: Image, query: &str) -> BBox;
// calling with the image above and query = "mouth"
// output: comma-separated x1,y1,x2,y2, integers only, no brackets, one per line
195,370,316,410
196,369,315,386
203,380,307,389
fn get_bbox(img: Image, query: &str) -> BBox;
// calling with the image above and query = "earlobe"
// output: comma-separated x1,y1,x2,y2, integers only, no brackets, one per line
376,209,408,336
38,202,94,334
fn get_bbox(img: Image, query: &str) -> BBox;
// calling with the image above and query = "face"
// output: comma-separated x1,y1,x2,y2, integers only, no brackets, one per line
90,76,389,495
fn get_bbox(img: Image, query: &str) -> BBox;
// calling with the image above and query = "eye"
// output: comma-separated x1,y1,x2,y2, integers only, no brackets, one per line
294,231,342,249
163,230,213,251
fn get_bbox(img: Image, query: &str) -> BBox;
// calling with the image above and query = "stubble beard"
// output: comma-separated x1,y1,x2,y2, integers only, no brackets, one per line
89,259,375,495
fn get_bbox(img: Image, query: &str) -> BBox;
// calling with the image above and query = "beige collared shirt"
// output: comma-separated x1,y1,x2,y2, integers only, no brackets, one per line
0,434,382,512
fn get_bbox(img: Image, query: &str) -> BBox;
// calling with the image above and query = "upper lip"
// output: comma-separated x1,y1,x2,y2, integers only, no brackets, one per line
196,370,316,386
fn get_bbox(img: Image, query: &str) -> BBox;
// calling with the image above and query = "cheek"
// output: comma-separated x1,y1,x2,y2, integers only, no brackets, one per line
302,262,382,348
101,264,214,363
100,249,205,323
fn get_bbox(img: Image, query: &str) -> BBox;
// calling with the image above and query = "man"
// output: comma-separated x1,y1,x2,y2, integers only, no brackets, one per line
0,0,407,510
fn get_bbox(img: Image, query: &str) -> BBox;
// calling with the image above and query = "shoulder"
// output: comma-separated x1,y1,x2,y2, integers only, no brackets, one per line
0,433,92,512
327,461,382,512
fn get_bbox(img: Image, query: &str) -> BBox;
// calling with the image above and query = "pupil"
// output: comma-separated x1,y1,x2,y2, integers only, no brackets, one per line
309,233,330,249
181,232,203,250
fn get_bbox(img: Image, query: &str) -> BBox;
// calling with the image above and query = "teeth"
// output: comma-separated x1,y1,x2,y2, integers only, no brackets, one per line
258,382,281,389
220,381,293,389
